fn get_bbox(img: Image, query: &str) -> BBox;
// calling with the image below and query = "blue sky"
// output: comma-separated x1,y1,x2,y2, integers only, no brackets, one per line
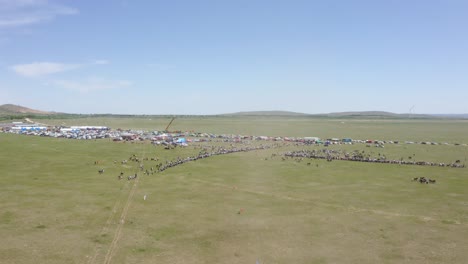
1,0,467,114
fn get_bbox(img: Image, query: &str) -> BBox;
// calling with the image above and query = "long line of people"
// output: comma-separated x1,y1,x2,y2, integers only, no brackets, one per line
157,145,273,172
283,149,465,168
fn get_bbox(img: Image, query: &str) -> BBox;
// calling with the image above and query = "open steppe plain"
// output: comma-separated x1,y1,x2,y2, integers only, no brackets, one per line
1,116,467,263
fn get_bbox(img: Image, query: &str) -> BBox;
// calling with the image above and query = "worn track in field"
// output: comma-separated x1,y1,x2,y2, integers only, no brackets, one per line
87,181,130,264
103,176,139,264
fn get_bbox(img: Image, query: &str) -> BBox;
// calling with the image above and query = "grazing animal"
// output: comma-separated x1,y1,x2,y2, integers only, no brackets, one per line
412,177,436,184
98,169,105,174
127,173,138,180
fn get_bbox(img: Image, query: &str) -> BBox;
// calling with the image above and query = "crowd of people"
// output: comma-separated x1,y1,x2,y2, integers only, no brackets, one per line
157,144,274,172
283,149,465,168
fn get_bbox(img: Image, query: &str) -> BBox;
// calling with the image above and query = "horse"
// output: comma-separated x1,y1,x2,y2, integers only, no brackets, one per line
127,173,138,180
418,177,427,184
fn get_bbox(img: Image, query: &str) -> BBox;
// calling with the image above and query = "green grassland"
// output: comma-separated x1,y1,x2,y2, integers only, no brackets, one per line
1,117,468,264
42,116,468,143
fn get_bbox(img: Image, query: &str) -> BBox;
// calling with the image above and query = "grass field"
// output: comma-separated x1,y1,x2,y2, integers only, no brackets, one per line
1,117,468,263
39,116,468,143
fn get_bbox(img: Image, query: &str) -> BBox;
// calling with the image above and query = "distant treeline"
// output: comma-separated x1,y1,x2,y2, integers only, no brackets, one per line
0,114,77,121
0,113,464,122
0,113,227,121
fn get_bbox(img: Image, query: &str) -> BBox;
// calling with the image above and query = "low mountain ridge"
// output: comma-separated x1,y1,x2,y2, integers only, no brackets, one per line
223,110,309,116
0,104,53,115
431,114,468,118
321,111,433,118
223,110,434,118
0,104,466,119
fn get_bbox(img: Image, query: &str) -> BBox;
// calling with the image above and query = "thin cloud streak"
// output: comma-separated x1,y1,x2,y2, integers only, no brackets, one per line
51,78,132,93
0,0,46,9
10,62,80,77
94,59,109,65
11,59,110,77
0,0,78,28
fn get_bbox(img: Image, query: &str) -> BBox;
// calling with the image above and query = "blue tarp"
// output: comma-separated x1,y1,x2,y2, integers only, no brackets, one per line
21,127,46,131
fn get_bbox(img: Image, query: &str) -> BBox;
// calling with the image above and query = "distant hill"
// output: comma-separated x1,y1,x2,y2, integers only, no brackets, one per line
1,105,466,119
325,111,398,117
222,110,436,118
431,114,468,119
0,104,53,115
223,111,310,116
320,111,433,118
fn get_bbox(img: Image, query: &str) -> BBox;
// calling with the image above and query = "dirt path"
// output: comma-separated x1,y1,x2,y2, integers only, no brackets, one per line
102,147,147,264
87,181,131,264
24,117,49,126
103,177,139,264
87,147,147,264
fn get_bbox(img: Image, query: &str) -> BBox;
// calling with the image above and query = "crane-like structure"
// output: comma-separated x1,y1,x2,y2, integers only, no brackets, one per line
164,117,176,133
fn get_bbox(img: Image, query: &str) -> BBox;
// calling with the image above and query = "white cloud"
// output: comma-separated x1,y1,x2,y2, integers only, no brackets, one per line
11,59,111,77
94,59,110,65
0,0,45,9
0,0,78,28
0,17,42,27
51,78,132,93
10,62,80,77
